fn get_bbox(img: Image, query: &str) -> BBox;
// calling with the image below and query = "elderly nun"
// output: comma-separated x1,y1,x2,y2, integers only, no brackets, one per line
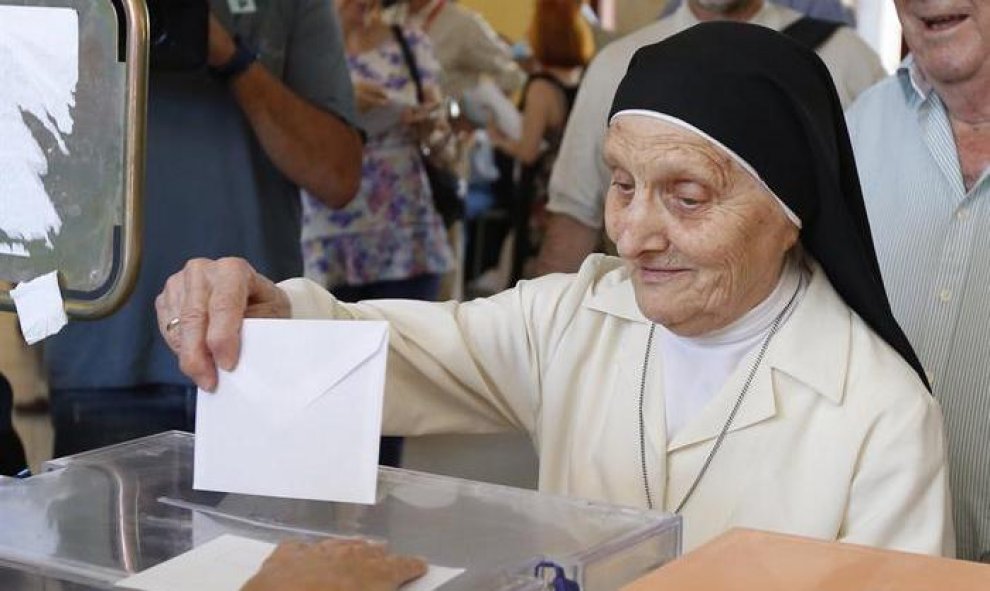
157,23,952,556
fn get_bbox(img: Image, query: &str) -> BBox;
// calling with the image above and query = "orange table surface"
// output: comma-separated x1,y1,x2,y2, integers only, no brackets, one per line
622,528,990,591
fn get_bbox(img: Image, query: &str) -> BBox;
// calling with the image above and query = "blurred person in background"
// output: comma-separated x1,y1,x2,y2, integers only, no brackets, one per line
390,0,525,100
0,374,27,476
532,0,885,277
43,0,362,457
300,0,455,466
241,539,425,591
662,0,856,25
482,0,592,288
387,0,528,301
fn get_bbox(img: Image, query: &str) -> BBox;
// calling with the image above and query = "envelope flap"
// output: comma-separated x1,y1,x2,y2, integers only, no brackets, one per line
220,319,389,427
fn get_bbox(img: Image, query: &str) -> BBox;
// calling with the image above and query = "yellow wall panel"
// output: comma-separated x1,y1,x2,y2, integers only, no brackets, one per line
460,0,533,42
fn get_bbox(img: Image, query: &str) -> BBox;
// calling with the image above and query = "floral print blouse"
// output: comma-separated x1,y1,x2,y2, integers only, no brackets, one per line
301,27,454,288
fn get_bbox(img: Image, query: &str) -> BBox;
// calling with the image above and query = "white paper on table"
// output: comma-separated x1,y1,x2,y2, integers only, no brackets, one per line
194,319,389,504
461,79,522,140
115,535,274,591
0,6,77,254
403,564,465,591
115,534,465,591
10,271,67,344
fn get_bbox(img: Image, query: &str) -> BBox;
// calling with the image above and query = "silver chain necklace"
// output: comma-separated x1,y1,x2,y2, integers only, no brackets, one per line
638,280,803,513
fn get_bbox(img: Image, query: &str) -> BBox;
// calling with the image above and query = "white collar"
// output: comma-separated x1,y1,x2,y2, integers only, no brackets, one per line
586,254,850,404
660,255,805,347
897,55,935,104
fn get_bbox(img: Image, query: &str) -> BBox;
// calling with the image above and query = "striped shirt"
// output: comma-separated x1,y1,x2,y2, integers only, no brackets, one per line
847,57,990,562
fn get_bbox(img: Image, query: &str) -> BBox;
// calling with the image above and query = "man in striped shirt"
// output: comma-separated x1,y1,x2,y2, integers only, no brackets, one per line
846,0,989,562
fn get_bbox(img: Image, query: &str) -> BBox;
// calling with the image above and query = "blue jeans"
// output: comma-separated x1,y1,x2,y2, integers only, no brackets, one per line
331,273,443,468
50,384,197,458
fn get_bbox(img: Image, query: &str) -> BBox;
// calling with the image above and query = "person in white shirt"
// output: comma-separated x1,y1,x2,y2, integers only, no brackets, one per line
533,0,885,276
846,0,990,562
155,24,950,555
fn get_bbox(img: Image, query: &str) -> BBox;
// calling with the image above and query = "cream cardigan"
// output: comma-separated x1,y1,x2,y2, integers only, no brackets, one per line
281,255,953,556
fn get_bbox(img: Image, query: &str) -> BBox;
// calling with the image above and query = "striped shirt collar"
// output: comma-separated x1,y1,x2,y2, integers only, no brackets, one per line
897,55,936,106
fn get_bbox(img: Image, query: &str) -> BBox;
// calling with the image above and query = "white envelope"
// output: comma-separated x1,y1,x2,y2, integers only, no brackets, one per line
194,319,389,504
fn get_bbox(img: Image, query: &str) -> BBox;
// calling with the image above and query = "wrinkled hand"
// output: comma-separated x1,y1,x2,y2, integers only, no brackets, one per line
207,13,237,68
155,258,291,392
241,539,427,591
400,102,441,127
354,81,390,113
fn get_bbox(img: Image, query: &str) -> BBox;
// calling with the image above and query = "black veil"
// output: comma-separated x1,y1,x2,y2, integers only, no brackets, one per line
608,22,928,388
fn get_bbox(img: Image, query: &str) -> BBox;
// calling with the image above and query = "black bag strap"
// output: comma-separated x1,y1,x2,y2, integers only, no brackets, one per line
781,16,842,52
391,25,425,105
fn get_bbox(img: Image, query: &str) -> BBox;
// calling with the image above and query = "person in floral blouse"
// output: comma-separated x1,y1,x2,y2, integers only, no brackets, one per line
301,0,455,465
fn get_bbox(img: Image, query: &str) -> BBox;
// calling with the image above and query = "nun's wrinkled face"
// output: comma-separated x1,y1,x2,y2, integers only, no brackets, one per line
603,115,799,336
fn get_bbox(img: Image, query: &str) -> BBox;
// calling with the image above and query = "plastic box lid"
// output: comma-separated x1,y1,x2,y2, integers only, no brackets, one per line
0,432,680,590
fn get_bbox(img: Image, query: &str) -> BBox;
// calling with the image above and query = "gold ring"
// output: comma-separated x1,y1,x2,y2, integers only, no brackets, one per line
165,317,181,333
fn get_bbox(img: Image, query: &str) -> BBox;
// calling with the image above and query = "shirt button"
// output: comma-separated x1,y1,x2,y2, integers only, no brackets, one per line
925,369,935,385
938,288,952,302
956,208,970,220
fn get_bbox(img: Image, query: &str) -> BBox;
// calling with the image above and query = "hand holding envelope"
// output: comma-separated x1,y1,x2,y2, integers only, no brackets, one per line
194,319,389,504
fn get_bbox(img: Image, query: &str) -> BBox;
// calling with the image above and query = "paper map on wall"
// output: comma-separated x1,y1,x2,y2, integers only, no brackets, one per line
0,6,78,258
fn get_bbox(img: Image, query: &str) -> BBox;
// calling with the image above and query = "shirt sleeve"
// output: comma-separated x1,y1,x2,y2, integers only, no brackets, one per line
452,9,525,95
839,357,954,556
279,271,583,438
283,0,358,127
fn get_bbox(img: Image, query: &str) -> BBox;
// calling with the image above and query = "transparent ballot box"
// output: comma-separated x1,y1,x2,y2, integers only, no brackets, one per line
0,432,681,590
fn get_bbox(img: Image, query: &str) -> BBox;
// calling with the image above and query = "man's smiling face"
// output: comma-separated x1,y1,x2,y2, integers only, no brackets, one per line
896,0,990,86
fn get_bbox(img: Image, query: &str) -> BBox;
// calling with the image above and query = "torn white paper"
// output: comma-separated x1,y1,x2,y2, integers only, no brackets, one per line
0,6,77,254
115,534,465,591
0,243,29,258
10,271,67,344
194,319,389,504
